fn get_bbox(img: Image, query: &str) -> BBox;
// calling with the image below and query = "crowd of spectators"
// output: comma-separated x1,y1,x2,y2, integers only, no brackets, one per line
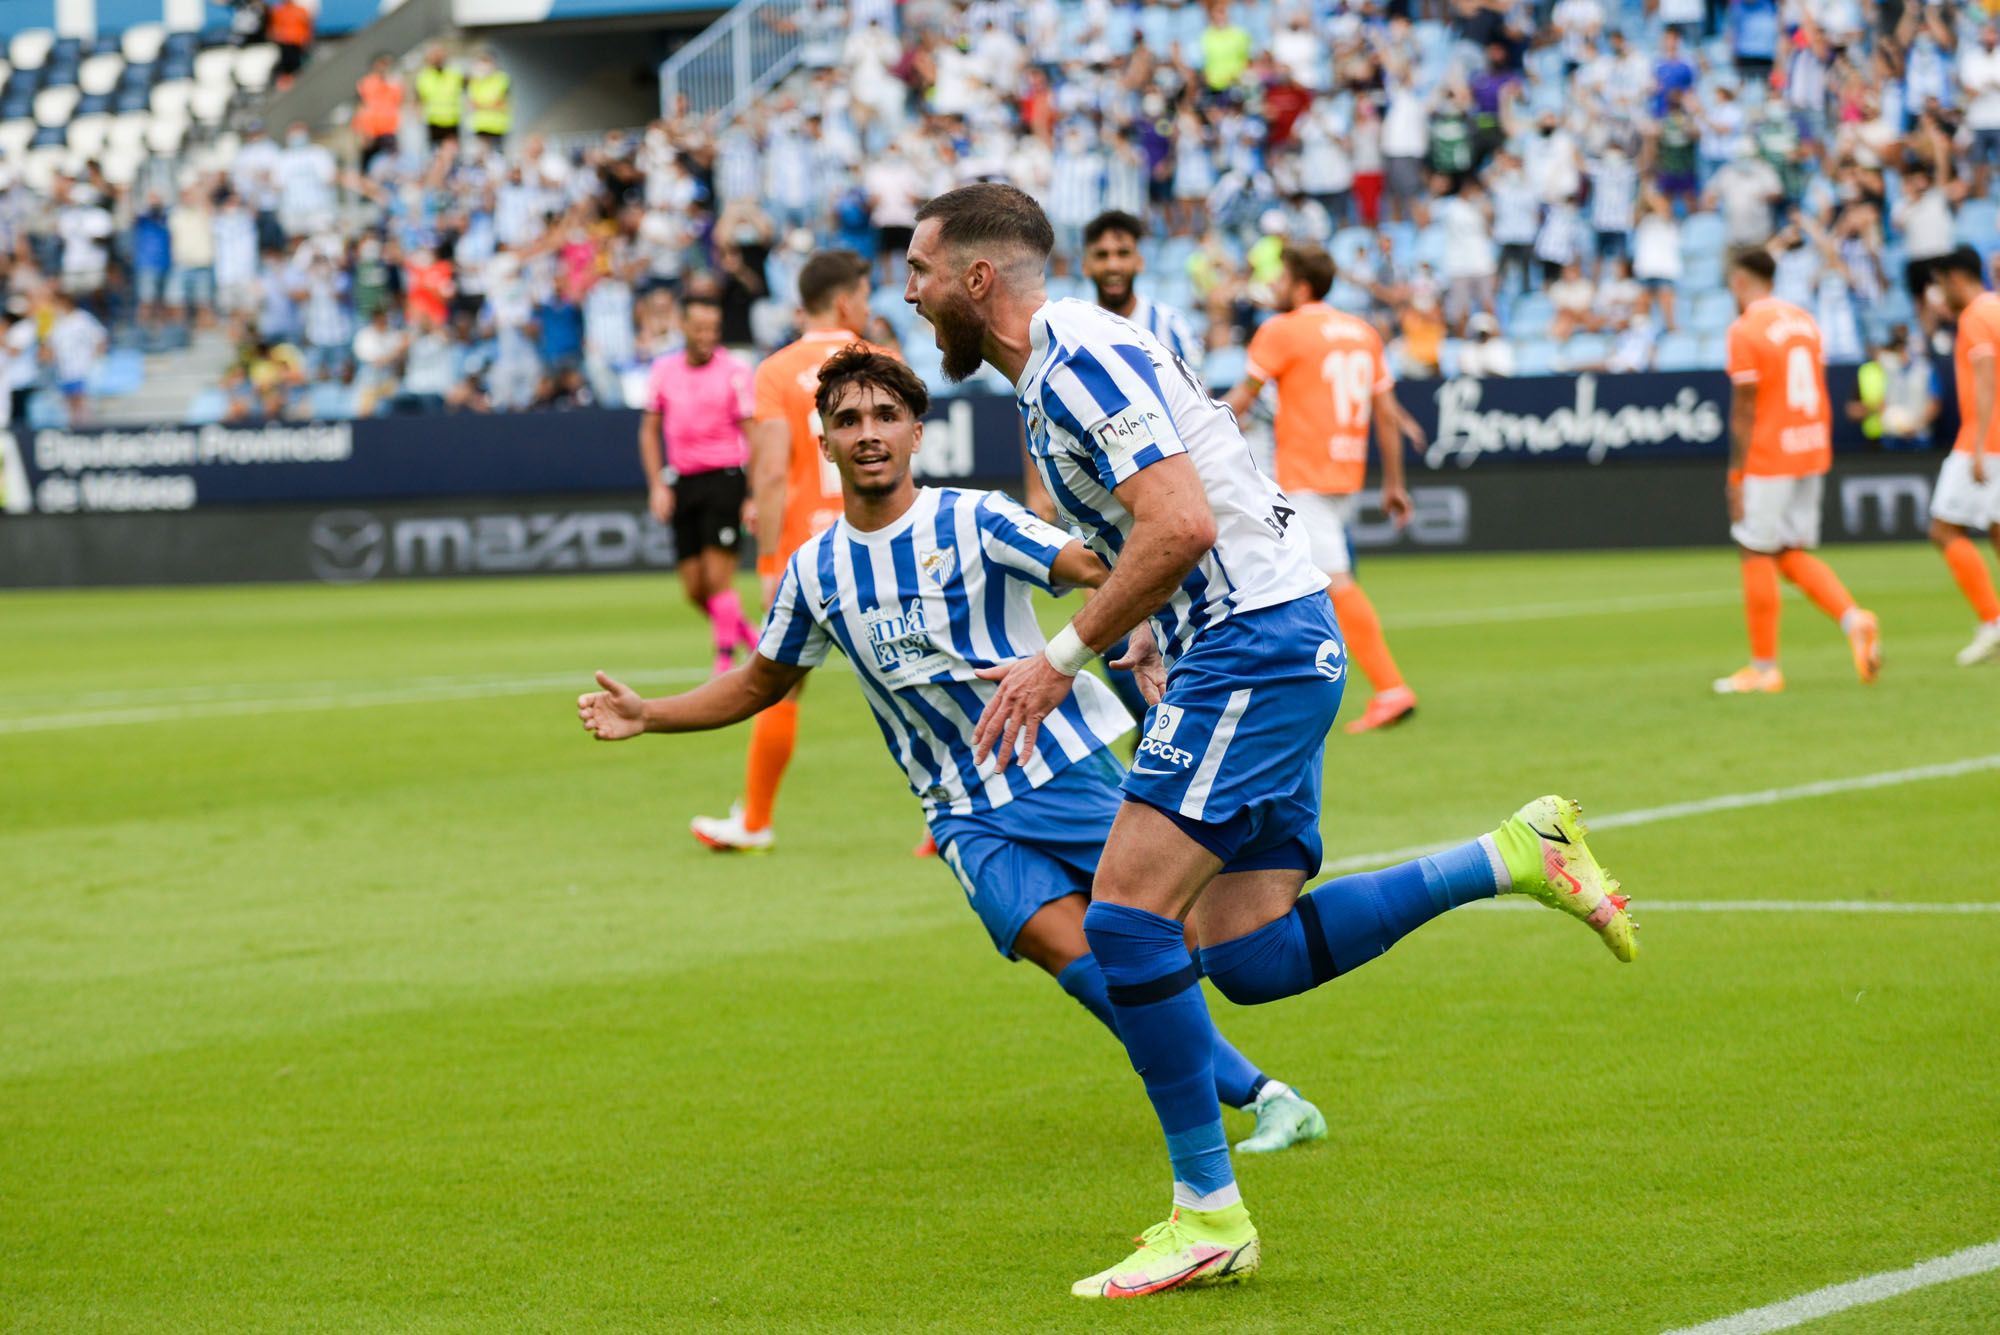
0,0,1995,429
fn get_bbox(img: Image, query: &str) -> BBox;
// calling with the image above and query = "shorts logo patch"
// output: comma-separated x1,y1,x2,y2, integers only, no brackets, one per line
919,547,958,586
719,526,738,546
1137,703,1195,771
1314,638,1346,682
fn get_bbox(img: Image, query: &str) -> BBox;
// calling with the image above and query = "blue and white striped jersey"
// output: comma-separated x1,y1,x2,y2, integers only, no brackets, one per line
1014,298,1325,659
758,486,1135,818
1128,294,1204,376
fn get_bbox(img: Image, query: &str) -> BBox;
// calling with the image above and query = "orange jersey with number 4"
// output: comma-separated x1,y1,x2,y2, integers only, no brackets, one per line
1726,297,1832,477
1953,291,2000,455
1246,302,1392,496
752,330,901,562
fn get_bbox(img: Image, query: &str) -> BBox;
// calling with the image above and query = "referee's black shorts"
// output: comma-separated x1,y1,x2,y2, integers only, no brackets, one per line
672,466,747,560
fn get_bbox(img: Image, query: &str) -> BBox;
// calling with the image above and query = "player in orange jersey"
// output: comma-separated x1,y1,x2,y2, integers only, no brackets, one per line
1223,244,1418,733
688,250,900,851
1713,249,1881,694
1926,246,2000,667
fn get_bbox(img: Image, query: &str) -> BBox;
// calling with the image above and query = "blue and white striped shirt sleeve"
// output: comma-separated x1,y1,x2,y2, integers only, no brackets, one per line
1041,343,1189,490
1166,309,1204,377
974,492,1077,592
756,555,832,667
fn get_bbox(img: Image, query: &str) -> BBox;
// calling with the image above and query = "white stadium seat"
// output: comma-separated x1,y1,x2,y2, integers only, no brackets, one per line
121,24,167,66
193,46,237,90
149,79,193,120
99,144,144,185
32,85,79,127
10,29,55,73
145,117,187,155
21,144,65,191
106,112,150,152
234,44,280,94
189,82,231,125
0,120,36,162
66,112,112,156
78,52,125,98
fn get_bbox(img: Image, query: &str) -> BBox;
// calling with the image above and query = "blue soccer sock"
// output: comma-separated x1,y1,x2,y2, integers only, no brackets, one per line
1199,836,1506,1005
1057,954,1270,1111
1083,902,1237,1209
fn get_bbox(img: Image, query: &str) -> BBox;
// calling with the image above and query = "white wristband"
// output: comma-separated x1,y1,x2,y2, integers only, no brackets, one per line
1043,623,1094,677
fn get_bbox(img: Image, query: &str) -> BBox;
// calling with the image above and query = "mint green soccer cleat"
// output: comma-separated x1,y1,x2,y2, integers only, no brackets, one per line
1070,1203,1260,1298
1233,1085,1327,1154
1493,795,1638,963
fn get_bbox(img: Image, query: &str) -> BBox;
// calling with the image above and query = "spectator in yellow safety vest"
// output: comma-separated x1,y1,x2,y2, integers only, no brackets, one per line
468,52,512,148
415,45,464,149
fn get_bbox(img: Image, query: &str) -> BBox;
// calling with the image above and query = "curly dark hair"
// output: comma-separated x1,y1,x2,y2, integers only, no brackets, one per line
813,345,931,423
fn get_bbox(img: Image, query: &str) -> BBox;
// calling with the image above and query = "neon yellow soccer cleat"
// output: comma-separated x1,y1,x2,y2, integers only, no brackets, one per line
1493,796,1638,963
1070,1203,1260,1299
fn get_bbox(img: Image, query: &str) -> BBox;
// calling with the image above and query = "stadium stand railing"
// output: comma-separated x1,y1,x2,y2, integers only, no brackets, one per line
658,0,805,120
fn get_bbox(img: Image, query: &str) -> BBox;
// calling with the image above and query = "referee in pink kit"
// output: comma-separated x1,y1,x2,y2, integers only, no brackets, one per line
640,294,761,675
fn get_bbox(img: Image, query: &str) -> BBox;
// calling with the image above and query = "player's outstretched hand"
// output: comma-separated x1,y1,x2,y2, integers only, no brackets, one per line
1109,624,1167,706
1381,482,1413,527
972,654,1077,771
578,671,646,741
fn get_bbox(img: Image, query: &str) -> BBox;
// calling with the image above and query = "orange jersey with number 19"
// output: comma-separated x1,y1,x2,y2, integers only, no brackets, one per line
1726,296,1832,478
752,330,901,566
1245,301,1392,496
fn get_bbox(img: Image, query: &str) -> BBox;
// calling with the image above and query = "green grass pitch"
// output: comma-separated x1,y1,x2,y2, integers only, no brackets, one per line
4,542,1998,1332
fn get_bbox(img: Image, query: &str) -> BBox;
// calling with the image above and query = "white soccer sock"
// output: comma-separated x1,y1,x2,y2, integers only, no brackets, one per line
1172,1180,1242,1213
1478,833,1512,891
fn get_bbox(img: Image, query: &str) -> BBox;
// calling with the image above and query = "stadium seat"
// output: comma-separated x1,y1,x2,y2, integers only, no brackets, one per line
1509,293,1555,339
0,120,35,162
1681,253,1725,291
89,349,147,398
9,29,55,74
1695,334,1729,368
148,78,192,120
1655,331,1703,371
29,123,65,150
1680,212,1726,259
1329,280,1370,311
97,145,142,185
77,52,123,98
184,387,229,424
1688,290,1736,333
1957,200,1998,248
235,44,280,94
1203,344,1246,390
145,116,187,155
1438,338,1464,378
1331,226,1373,272
66,112,111,157
105,112,149,153
1558,334,1609,371
43,37,81,87
121,22,167,66
189,82,229,125
31,84,79,128
1514,338,1559,375
193,46,237,89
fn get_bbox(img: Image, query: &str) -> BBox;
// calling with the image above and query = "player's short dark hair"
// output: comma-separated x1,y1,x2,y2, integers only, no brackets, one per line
815,345,930,423
913,183,1054,261
682,291,723,316
1935,245,1988,283
1280,244,1336,300
1730,248,1777,283
797,249,871,314
1083,210,1148,248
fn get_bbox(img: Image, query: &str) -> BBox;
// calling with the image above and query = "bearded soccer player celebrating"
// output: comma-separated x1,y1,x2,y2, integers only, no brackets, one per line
1925,246,2000,667
583,346,1328,1154
1713,249,1881,694
1224,243,1419,732
688,250,898,852
904,182,1637,1298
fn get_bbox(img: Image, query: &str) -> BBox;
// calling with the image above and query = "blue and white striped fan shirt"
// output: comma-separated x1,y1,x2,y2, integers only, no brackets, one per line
1014,299,1325,660
759,487,1134,818
1128,294,1204,376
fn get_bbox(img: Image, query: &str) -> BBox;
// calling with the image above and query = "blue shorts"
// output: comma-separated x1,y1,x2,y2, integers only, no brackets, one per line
929,750,1125,958
1123,596,1344,877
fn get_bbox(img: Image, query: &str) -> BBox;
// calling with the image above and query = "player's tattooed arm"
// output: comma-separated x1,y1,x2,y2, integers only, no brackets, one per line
578,657,810,742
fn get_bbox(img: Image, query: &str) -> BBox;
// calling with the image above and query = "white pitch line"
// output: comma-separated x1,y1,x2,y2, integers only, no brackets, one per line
0,667,708,736
1321,753,2000,875
1662,1237,2000,1334
1478,898,2000,914
1392,588,1739,628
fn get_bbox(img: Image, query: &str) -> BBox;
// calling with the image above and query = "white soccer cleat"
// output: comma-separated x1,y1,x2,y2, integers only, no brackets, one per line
689,803,774,853
1955,622,2000,668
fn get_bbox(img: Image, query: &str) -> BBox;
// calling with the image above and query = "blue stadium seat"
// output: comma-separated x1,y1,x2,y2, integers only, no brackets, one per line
1329,280,1370,311
1957,200,1998,248
1681,252,1725,291
1509,293,1555,339
1558,334,1610,370
1514,338,1559,375
308,382,358,420
88,348,147,397
1438,338,1464,378
1331,226,1372,272
1688,289,1736,333
1203,344,1245,391
1654,331,1703,371
1695,334,1729,369
184,388,230,425
1680,213,1726,259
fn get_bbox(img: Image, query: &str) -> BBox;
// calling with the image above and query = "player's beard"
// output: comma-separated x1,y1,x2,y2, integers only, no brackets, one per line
929,287,989,383
1091,273,1130,308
